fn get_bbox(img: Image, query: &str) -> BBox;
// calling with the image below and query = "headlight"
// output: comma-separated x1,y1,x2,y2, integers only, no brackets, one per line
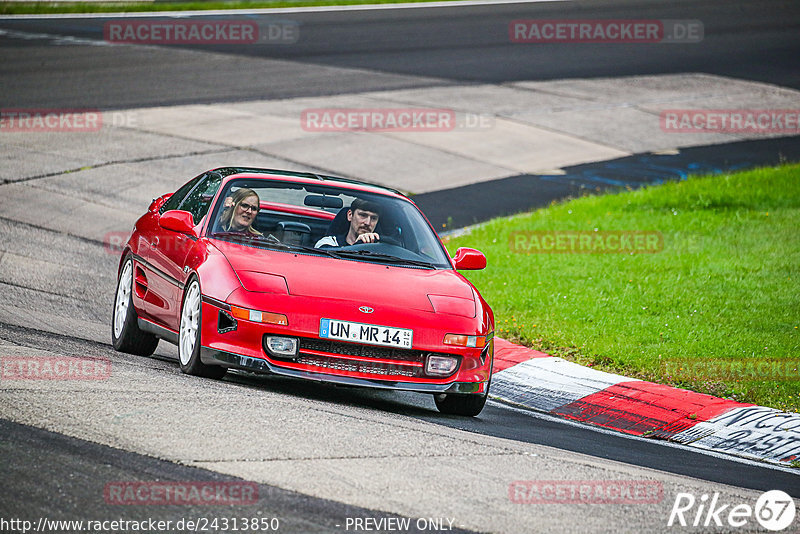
443,333,487,348
230,305,288,326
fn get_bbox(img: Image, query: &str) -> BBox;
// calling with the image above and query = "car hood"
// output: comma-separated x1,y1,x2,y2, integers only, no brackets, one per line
212,239,475,315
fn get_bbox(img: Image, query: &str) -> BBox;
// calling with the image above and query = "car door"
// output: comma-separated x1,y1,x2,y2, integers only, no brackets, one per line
133,174,202,327
145,172,223,331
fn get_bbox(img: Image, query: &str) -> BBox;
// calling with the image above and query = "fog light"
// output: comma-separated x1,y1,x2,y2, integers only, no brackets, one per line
426,354,458,376
264,336,298,358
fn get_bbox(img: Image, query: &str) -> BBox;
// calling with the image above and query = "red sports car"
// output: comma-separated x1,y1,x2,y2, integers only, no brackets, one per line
112,168,494,415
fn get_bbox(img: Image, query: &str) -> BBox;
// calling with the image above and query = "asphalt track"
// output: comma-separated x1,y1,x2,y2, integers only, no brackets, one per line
1,418,474,534
1,0,799,109
2,0,800,532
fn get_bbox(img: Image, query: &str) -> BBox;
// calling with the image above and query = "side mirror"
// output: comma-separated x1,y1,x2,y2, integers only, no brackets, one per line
159,210,196,237
453,247,486,270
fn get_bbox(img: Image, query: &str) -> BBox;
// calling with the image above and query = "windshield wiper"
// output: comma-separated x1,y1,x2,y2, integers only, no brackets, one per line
332,249,437,269
211,233,340,258
211,231,262,240
281,243,341,258
210,234,433,266
211,232,286,248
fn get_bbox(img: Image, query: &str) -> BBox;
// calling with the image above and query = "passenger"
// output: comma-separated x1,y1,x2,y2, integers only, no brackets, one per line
216,188,262,235
315,198,381,247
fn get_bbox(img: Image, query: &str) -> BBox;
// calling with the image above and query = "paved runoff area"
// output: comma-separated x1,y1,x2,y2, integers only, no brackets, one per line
4,73,800,198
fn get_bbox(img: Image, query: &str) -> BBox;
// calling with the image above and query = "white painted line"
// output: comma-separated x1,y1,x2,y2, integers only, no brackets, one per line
0,0,569,19
0,28,113,46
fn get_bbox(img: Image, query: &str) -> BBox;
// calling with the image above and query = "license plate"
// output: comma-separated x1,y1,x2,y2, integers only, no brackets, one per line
319,318,413,349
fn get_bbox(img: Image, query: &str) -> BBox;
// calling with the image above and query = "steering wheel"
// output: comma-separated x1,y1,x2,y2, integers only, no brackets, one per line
376,235,402,247
353,235,402,247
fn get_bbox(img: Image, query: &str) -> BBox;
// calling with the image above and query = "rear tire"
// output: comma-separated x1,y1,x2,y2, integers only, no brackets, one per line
434,391,488,416
112,257,159,356
178,277,227,379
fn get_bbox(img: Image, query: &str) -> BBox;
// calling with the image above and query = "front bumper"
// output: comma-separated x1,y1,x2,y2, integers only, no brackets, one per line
201,346,490,395
199,292,493,395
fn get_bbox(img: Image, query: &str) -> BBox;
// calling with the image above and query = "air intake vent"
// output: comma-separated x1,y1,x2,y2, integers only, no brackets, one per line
217,310,237,334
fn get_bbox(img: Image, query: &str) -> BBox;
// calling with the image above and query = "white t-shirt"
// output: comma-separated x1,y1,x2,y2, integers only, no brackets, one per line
315,235,341,248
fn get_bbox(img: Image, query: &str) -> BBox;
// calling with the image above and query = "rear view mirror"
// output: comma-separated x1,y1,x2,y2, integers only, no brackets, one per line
453,247,486,270
304,194,343,209
159,210,196,237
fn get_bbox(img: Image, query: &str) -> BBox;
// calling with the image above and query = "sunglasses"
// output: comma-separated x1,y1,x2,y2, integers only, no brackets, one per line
239,202,259,213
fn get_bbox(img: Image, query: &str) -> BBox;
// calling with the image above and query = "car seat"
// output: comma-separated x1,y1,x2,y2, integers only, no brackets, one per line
323,206,402,246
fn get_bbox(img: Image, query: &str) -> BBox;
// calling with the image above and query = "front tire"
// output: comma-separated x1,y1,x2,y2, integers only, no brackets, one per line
112,257,159,356
178,277,227,379
434,391,488,416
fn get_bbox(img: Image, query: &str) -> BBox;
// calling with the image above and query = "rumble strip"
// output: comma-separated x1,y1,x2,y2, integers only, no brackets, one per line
490,339,800,466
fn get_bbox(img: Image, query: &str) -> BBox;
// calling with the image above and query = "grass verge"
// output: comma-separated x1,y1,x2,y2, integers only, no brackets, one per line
0,0,456,15
445,163,800,412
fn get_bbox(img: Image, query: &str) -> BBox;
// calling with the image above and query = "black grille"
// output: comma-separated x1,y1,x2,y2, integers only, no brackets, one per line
298,337,424,363
296,355,421,378
263,335,460,378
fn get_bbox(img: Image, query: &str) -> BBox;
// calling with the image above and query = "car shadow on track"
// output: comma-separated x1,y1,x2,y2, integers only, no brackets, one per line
222,368,440,418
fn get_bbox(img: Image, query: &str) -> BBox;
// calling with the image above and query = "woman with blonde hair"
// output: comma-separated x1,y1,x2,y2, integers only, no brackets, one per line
216,187,262,235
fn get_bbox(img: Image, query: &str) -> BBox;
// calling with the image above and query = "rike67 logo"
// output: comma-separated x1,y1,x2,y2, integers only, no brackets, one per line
668,490,796,531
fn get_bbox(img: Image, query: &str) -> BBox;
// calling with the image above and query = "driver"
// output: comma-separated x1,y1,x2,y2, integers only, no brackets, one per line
315,198,381,247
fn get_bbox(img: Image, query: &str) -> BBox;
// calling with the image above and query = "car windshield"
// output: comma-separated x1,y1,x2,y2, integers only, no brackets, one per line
207,178,452,269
